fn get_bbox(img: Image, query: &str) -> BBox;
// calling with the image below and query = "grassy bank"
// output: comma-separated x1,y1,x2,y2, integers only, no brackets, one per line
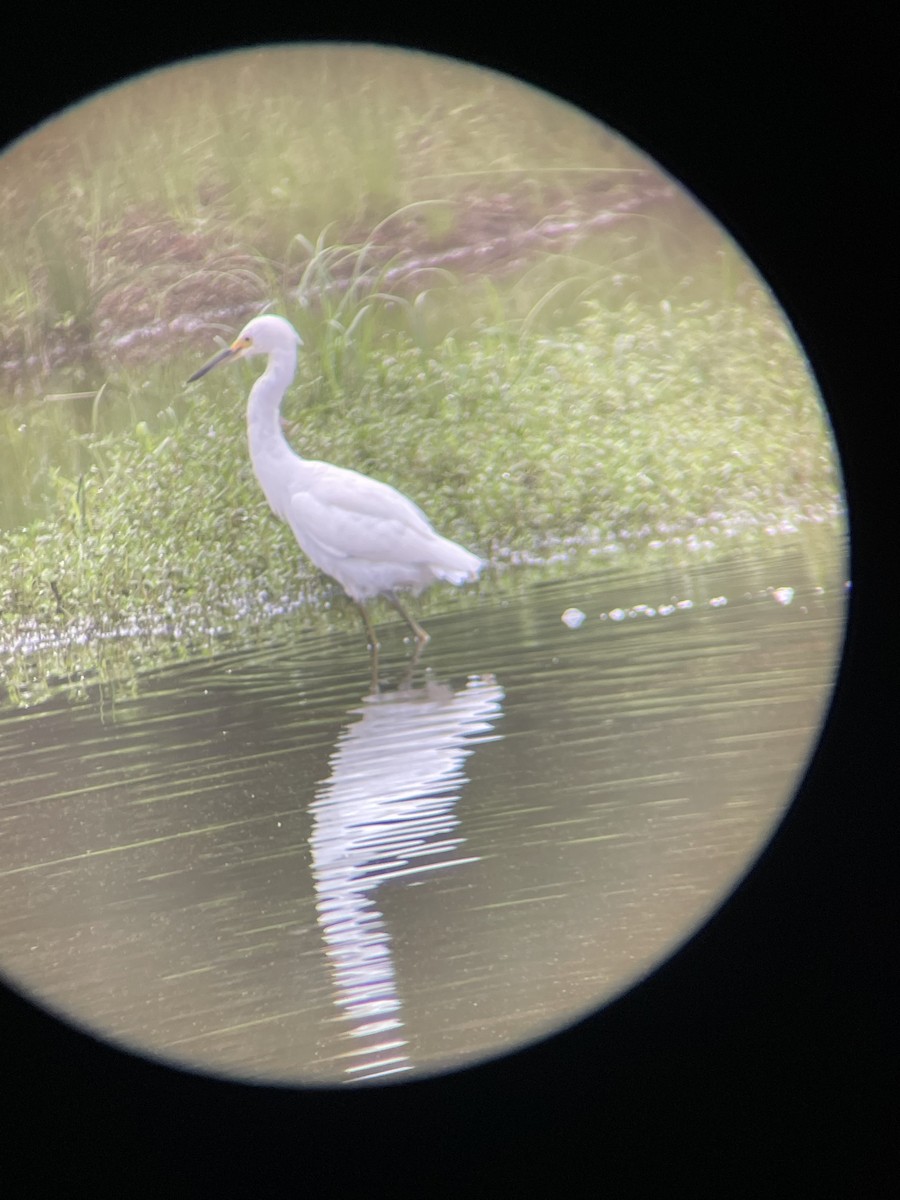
0,46,845,707
1,285,841,660
0,45,640,384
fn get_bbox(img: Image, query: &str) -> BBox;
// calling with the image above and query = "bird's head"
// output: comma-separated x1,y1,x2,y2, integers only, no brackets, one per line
187,315,302,382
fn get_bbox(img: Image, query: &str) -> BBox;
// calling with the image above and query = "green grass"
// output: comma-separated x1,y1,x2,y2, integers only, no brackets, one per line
0,46,633,358
0,282,844,708
1,286,841,621
0,45,845,707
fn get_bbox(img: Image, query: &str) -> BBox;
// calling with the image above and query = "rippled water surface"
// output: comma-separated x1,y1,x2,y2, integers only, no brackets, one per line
0,537,846,1083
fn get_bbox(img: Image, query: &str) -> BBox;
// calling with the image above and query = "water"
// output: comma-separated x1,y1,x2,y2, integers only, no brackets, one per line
0,538,846,1084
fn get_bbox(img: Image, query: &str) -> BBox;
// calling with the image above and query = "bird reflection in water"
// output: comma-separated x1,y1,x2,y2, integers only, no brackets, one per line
309,673,504,1082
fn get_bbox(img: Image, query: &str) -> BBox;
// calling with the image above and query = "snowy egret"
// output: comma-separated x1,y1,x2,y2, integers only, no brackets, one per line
187,314,483,650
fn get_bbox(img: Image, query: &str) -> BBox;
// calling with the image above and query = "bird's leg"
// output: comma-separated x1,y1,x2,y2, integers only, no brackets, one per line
355,601,380,652
386,592,430,646
369,648,380,696
355,602,381,694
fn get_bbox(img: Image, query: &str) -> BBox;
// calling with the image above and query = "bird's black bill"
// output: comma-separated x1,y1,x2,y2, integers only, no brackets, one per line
186,345,240,384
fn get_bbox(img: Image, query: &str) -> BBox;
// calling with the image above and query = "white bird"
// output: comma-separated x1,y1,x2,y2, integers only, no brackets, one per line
187,314,483,650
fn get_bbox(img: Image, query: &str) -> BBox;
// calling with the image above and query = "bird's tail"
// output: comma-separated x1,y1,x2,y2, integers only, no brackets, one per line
431,539,484,586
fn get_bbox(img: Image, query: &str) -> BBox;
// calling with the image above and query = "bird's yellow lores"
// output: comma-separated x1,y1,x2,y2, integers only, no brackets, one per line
187,315,483,650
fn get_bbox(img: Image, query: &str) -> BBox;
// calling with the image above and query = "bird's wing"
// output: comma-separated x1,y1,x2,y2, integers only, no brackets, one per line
285,460,443,563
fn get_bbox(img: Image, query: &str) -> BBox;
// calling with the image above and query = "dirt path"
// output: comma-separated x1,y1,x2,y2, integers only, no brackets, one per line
3,178,673,382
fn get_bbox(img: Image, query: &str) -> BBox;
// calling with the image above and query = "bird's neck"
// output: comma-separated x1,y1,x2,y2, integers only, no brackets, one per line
246,344,299,463
248,345,297,439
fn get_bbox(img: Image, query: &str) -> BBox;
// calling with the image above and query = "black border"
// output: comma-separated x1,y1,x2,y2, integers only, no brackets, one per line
2,14,892,1193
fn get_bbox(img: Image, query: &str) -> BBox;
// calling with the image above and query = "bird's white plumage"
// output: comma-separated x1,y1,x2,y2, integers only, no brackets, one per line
188,314,482,628
253,450,480,600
